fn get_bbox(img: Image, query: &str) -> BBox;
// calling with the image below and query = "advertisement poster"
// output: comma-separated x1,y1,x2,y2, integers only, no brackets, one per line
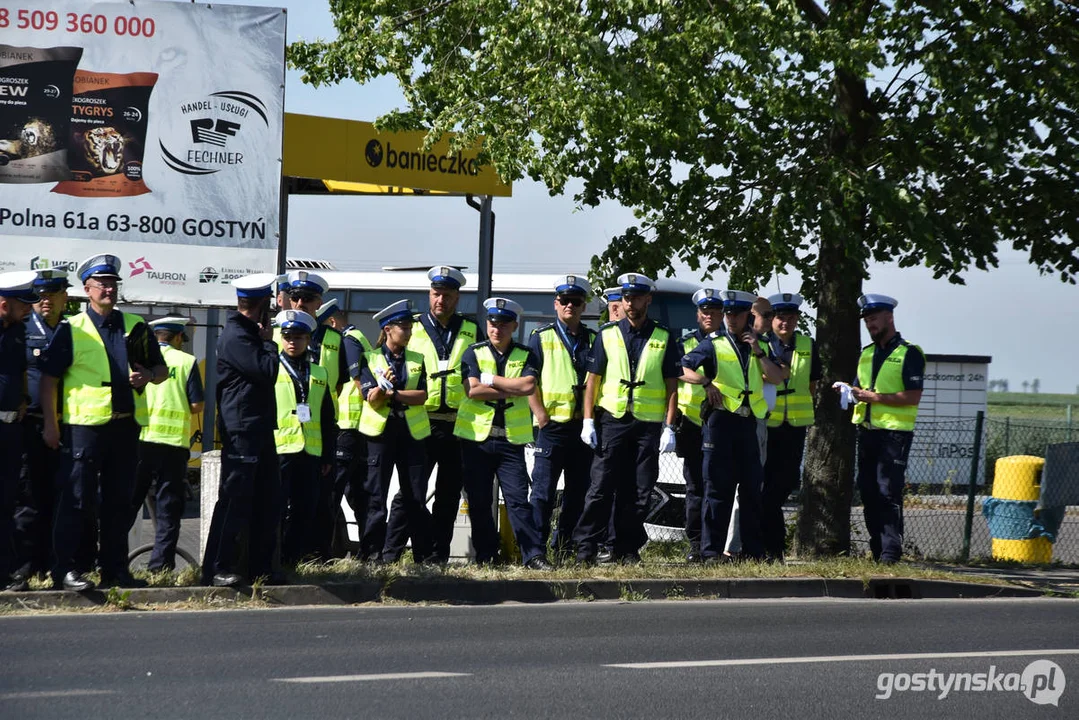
0,1,285,304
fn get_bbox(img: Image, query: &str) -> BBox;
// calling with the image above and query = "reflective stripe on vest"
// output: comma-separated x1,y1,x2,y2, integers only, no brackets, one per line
537,327,581,423
711,335,769,419
768,334,815,428
676,333,705,427
410,316,477,411
276,326,343,420
63,312,149,427
851,341,921,431
596,324,669,423
358,348,432,441
454,345,534,444
337,328,372,430
274,360,328,456
139,345,195,447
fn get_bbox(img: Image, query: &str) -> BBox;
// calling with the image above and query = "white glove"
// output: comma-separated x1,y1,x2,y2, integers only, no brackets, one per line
375,369,394,392
480,372,496,387
659,426,677,453
832,381,854,410
580,418,597,449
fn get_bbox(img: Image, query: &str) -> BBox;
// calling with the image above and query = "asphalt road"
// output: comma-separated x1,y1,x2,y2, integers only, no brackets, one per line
2,599,1076,718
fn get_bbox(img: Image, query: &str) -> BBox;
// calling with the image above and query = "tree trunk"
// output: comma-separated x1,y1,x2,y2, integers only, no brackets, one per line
796,220,865,557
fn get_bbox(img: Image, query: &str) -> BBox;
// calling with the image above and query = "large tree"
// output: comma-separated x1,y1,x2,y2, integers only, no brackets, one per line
291,1,1078,554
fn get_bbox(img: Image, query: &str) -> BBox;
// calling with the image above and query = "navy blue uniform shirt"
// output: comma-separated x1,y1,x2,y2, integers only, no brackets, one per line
216,310,280,440
461,341,539,429
587,317,681,379
342,327,368,382
767,332,823,383
529,319,595,416
42,309,165,415
418,311,485,413
24,311,64,414
853,333,925,391
0,319,27,412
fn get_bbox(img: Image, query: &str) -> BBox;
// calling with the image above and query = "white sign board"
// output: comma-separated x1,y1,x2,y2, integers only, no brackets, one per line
908,355,991,486
0,1,285,304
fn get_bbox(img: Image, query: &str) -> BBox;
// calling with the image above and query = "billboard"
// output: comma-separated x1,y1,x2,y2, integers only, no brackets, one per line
0,1,286,305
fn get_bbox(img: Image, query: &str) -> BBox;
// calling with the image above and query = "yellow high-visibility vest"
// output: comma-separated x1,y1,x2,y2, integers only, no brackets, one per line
410,315,478,411
274,358,329,456
852,341,921,431
596,323,670,423
768,333,816,428
535,323,592,423
139,344,195,447
337,328,372,430
358,348,431,441
708,334,769,419
454,344,534,444
676,332,706,427
63,311,149,426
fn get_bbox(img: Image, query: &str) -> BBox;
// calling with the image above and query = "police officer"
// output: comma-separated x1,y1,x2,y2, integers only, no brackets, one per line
456,298,550,569
384,266,480,563
675,288,724,563
527,275,596,561
680,289,785,563
279,271,348,559
761,293,820,561
359,300,433,563
1,271,37,592
273,309,336,565
602,286,625,323
574,273,681,565
40,255,167,591
848,294,924,564
275,276,293,312
130,317,204,571
12,269,73,589
596,285,626,557
201,274,281,588
332,302,374,558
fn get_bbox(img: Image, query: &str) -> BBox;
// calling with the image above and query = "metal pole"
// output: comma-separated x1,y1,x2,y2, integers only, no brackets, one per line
1004,416,1010,456
961,410,985,563
201,307,220,453
1067,404,1073,442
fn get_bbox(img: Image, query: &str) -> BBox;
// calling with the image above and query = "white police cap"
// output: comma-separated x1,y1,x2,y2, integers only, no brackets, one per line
601,286,623,304
768,292,804,312
77,254,121,283
373,299,415,328
316,298,339,324
720,289,756,310
274,309,316,333
33,268,71,290
554,274,592,297
148,316,192,333
692,287,724,308
275,273,290,293
858,293,898,316
0,270,41,303
232,273,278,298
618,272,655,295
428,265,466,289
483,297,523,322
286,270,328,296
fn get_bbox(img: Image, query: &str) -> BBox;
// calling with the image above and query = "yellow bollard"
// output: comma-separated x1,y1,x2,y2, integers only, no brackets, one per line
990,456,1052,563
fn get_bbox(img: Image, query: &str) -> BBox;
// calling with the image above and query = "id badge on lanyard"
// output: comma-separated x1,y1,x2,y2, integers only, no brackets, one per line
280,353,311,423
296,403,312,423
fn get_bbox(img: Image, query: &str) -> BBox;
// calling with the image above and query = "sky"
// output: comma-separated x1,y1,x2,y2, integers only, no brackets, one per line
218,0,1076,394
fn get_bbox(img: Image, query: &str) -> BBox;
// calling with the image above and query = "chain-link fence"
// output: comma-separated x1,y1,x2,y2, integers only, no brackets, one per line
637,415,1079,565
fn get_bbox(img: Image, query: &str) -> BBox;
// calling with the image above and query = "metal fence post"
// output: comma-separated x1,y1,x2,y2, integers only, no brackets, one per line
1004,416,1011,455
961,410,986,563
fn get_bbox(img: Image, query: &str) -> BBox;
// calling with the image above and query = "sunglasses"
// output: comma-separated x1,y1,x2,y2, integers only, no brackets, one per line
723,308,749,315
289,293,317,302
557,296,583,307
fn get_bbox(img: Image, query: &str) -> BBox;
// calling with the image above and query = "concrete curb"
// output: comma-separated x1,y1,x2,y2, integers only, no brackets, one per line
0,576,1044,611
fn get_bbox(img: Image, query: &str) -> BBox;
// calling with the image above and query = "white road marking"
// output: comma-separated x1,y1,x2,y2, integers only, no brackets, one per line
275,671,471,683
0,689,117,699
607,648,1079,670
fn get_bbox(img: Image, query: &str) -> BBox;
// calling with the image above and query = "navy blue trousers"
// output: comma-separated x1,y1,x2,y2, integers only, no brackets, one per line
573,412,661,557
461,436,543,564
702,411,764,559
334,429,367,556
132,441,190,571
280,451,321,565
761,423,807,560
53,419,140,582
528,419,593,555
0,422,21,583
201,432,280,582
856,427,913,562
675,419,704,549
384,419,461,562
363,418,431,561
